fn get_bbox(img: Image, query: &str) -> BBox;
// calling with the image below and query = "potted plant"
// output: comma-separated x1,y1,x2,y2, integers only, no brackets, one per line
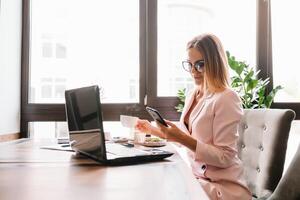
227,51,282,109
175,51,283,112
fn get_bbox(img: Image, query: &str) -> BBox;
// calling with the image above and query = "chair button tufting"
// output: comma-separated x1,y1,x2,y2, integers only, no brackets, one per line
244,124,248,129
256,167,261,173
259,145,264,151
241,144,246,149
263,125,267,131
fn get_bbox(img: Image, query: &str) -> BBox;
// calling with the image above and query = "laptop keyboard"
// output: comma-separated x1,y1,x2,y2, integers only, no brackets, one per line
106,143,150,156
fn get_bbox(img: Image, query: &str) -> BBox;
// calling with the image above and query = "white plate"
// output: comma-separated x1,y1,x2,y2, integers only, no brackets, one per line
142,141,166,147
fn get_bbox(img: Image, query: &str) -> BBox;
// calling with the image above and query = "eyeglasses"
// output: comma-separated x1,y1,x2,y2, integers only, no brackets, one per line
182,60,205,72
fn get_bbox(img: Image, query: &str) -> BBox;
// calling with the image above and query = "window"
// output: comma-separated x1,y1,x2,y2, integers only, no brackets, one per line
30,0,140,104
29,122,64,139
29,121,129,139
55,43,67,59
271,0,300,102
157,0,256,97
22,0,259,138
22,0,144,137
42,42,53,58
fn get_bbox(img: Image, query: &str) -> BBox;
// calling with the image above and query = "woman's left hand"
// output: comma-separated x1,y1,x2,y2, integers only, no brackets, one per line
155,120,185,142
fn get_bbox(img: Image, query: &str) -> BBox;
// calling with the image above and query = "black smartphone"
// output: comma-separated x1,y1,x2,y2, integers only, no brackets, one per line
146,106,168,127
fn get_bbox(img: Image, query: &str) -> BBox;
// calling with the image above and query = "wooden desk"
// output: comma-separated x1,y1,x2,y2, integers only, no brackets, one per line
0,139,209,200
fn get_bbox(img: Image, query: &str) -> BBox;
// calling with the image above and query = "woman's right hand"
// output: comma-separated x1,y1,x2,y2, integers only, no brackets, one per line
135,119,165,139
135,119,153,134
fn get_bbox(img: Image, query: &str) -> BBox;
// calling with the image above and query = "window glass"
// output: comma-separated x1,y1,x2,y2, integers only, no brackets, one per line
29,122,62,139
29,121,129,139
30,0,139,103
157,0,256,96
271,0,300,102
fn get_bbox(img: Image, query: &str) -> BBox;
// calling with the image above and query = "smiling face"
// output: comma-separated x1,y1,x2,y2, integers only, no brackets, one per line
187,47,205,86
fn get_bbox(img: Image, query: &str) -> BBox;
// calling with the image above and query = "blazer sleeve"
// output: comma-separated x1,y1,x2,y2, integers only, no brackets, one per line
194,90,243,168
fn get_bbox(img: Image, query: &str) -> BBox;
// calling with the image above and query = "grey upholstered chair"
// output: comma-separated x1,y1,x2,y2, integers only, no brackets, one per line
257,143,300,200
265,143,300,200
237,109,295,199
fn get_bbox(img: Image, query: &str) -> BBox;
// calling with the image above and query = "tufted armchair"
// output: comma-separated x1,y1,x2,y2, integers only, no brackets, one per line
264,143,300,200
237,109,295,199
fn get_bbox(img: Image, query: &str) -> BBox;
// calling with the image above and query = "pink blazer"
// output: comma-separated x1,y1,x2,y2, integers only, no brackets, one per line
179,88,251,200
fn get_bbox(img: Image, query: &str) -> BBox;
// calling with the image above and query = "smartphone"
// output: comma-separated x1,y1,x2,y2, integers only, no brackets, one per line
146,106,168,127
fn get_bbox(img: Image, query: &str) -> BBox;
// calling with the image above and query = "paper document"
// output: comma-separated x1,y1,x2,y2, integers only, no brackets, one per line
120,115,138,128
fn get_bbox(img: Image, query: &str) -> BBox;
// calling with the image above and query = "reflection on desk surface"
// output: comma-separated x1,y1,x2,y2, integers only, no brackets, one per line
70,129,103,155
0,139,209,200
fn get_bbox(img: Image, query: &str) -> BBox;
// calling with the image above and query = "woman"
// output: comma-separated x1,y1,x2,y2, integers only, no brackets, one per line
135,33,252,200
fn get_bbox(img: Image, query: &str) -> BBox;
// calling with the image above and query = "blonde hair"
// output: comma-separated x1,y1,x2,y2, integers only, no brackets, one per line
187,33,230,92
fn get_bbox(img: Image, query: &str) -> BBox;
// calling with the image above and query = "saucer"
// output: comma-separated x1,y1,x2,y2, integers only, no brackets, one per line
142,137,166,147
142,141,166,147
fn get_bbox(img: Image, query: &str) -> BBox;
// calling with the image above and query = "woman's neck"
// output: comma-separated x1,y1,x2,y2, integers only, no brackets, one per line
195,84,204,93
194,86,204,101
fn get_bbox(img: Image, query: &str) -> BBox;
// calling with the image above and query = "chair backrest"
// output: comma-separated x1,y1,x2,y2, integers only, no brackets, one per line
237,109,295,198
268,143,300,200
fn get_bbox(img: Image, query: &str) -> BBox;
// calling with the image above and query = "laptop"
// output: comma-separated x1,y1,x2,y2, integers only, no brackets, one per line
64,85,173,165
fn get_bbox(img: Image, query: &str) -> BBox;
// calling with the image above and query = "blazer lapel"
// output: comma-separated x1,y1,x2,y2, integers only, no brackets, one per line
189,99,206,132
180,89,197,123
189,91,214,131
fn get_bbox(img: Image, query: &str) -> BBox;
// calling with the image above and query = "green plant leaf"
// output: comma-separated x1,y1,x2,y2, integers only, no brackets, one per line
235,62,245,75
246,79,258,91
177,88,186,103
244,69,254,82
226,51,230,58
175,104,184,112
231,77,242,88
264,85,283,108
175,88,187,112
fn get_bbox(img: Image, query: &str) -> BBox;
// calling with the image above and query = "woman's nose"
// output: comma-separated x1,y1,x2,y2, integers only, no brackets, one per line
191,65,197,73
191,65,201,74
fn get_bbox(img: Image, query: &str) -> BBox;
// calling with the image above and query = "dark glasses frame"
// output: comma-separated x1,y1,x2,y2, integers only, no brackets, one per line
182,60,205,72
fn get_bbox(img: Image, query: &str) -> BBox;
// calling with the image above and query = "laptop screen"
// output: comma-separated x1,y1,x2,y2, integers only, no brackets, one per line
65,85,106,161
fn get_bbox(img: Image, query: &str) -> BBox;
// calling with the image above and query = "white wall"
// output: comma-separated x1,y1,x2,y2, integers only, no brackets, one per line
0,0,22,135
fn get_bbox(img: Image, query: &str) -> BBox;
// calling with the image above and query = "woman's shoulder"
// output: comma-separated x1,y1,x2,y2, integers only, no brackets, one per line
212,88,243,116
214,87,240,100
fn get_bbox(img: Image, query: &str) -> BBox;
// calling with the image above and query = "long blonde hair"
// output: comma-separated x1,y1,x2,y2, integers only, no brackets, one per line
187,33,230,92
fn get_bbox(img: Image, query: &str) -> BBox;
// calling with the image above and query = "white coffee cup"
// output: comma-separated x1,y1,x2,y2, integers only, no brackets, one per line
120,115,139,140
